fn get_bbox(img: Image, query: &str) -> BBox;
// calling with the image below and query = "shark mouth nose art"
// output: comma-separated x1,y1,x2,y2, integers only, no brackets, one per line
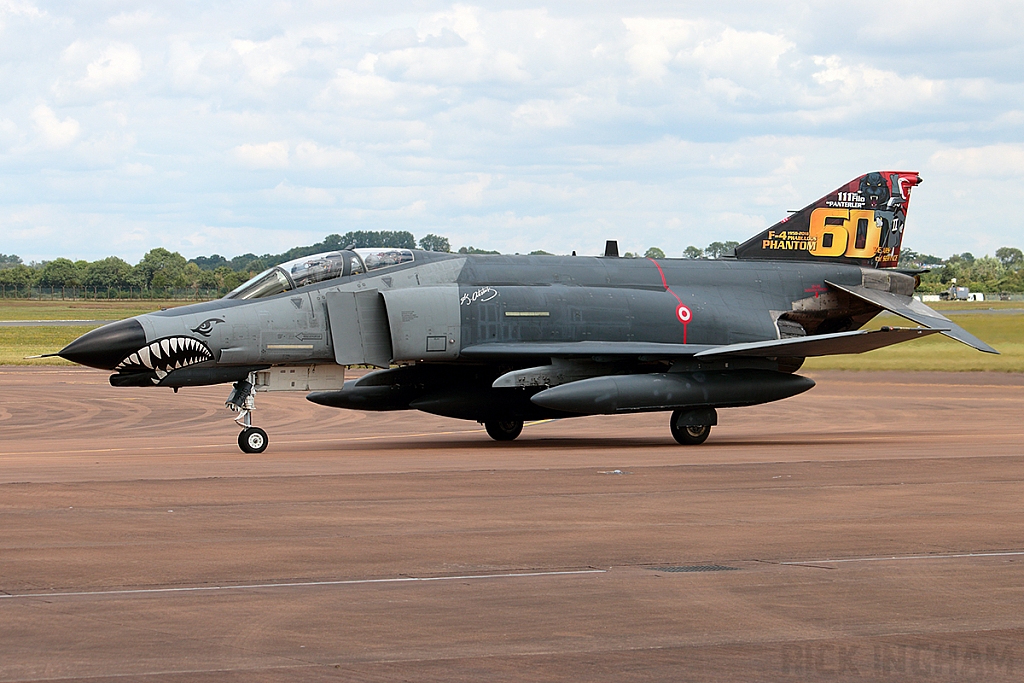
115,337,214,380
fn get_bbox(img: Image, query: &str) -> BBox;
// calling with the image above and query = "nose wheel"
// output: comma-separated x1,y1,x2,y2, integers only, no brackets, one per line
226,372,270,453
238,427,269,454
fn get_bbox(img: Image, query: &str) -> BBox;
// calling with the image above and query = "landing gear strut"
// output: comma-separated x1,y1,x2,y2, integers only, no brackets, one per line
226,372,268,453
670,408,716,446
485,418,524,442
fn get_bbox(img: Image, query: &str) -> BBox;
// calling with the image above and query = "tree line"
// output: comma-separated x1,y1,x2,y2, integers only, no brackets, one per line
901,247,1024,294
0,236,749,297
3,236,1022,297
0,231,455,297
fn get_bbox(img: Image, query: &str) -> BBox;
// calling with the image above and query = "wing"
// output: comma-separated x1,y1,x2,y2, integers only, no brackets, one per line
461,326,943,362
460,341,715,360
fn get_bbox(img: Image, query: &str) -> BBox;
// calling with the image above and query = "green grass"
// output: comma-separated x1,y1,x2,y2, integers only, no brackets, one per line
804,314,1024,372
0,299,200,321
0,326,97,366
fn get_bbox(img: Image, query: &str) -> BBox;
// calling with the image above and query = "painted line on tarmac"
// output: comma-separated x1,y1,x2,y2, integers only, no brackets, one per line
782,550,1024,565
0,569,606,600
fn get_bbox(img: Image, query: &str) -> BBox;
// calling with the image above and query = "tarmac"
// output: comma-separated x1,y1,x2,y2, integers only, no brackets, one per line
1,366,1023,682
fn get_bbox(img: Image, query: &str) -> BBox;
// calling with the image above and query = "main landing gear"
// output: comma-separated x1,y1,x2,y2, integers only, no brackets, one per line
670,408,716,446
485,418,524,442
226,372,268,454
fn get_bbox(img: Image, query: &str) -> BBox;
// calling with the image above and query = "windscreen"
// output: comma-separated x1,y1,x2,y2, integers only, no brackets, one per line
225,268,290,300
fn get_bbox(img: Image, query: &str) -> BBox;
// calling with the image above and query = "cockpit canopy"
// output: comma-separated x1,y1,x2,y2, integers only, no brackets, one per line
225,248,415,300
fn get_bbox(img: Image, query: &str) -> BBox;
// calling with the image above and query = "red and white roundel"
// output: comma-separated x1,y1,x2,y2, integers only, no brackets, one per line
676,304,692,324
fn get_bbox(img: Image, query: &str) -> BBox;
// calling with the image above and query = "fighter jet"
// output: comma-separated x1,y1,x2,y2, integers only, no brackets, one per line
57,171,996,453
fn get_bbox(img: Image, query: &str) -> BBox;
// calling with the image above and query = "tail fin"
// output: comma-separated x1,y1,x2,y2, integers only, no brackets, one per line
734,171,922,268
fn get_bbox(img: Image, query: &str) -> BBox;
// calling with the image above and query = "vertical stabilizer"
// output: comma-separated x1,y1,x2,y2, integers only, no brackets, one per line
734,171,922,268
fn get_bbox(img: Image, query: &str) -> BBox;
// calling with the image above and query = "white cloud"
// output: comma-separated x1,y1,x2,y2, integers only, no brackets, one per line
0,0,44,31
167,41,229,93
512,100,572,128
233,141,289,169
623,17,700,81
2,3,1023,261
122,162,154,176
688,28,794,92
78,43,143,90
265,180,335,205
321,66,400,106
74,129,137,166
370,6,530,84
0,117,18,147
107,10,161,31
293,142,362,169
31,105,79,148
232,37,295,87
809,55,941,105
929,144,1024,178
443,173,493,206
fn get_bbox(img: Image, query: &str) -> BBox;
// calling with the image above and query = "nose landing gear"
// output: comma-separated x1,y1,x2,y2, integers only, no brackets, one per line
226,373,269,453
238,426,268,454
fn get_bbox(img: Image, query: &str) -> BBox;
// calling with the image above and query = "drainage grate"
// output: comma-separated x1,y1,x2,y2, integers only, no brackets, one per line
646,565,739,573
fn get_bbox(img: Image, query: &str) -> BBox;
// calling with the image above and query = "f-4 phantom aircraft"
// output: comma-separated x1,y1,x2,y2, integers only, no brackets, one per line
57,171,997,452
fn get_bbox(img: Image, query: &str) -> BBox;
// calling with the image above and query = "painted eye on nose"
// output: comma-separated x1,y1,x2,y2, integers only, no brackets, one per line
191,318,225,337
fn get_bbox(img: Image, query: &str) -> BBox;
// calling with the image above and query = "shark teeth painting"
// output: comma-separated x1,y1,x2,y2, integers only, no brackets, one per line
114,336,215,381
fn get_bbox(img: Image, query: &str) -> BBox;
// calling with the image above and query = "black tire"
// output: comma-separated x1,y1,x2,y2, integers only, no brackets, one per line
670,413,711,445
485,418,524,442
238,427,269,453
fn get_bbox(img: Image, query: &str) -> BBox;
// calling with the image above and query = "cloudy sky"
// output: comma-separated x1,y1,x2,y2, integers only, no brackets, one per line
1,1,1022,263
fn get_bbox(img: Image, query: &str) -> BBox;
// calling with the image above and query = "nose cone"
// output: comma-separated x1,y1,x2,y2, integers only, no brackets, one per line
59,318,146,370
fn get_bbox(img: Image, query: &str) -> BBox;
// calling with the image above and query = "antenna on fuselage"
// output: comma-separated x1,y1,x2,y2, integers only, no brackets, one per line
603,240,619,258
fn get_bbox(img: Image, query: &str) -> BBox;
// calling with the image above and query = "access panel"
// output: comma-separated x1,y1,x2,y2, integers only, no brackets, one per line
381,285,461,361
326,290,394,368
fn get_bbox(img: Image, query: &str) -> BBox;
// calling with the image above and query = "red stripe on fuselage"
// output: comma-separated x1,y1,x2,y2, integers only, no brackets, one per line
647,258,682,305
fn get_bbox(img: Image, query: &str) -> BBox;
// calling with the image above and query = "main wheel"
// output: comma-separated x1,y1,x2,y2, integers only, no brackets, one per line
238,427,269,453
485,418,524,442
670,413,711,445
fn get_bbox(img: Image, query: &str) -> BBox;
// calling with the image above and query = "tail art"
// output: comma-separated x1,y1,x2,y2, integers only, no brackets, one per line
734,171,922,268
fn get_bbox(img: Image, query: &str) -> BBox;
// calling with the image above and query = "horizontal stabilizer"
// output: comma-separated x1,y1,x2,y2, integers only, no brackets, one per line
694,327,944,359
825,281,999,354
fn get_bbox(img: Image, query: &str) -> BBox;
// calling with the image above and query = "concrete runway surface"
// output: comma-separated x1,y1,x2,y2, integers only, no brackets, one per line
1,366,1023,682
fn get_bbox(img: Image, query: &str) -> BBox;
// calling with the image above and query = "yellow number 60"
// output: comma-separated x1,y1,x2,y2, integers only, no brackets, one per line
809,208,879,258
